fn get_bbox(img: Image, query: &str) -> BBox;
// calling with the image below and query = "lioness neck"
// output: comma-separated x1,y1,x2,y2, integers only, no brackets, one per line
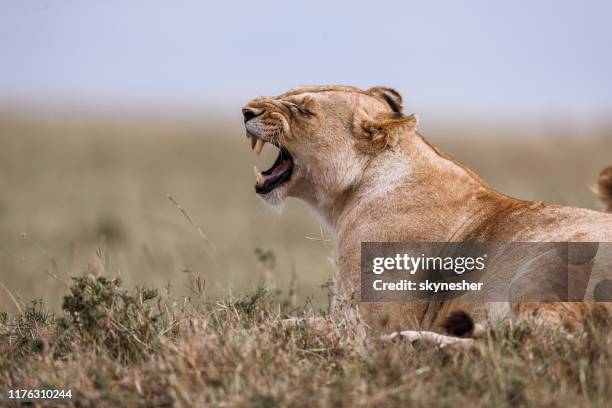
325,132,507,242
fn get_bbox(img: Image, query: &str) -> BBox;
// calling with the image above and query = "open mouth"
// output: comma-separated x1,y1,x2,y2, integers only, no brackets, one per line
248,133,294,194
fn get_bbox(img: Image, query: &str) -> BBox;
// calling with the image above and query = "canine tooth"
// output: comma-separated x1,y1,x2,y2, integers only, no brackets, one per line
254,138,266,155
250,135,257,150
254,166,265,185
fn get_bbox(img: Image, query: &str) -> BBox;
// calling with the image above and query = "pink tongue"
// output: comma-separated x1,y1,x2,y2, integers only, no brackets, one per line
268,160,291,178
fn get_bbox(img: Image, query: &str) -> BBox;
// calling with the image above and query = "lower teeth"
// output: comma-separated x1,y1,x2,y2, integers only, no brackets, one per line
254,166,265,185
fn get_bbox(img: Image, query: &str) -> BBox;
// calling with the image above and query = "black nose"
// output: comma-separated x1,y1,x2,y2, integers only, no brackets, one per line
242,107,264,123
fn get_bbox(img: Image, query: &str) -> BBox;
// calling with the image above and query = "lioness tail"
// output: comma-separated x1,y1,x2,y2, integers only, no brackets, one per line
596,166,612,212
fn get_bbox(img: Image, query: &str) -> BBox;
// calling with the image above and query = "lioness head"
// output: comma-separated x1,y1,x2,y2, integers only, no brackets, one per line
242,85,417,210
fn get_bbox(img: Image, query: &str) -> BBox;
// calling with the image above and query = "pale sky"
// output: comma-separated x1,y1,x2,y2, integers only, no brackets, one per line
1,1,611,120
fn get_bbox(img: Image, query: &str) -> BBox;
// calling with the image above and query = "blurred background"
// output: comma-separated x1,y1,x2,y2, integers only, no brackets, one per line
0,1,610,311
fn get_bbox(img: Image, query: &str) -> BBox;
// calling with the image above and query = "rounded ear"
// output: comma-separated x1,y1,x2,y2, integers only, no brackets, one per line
354,113,418,154
367,87,403,113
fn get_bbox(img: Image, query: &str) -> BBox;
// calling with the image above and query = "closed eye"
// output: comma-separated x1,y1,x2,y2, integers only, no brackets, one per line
282,100,315,117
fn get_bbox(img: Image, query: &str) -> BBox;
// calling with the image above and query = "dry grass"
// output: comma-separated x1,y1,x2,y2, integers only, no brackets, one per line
0,111,611,406
1,275,611,407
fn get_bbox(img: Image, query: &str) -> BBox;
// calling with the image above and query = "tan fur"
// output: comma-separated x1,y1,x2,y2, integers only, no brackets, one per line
243,85,612,336
596,166,612,212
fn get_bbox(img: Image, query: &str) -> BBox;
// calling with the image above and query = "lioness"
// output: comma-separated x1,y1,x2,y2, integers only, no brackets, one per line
242,85,612,346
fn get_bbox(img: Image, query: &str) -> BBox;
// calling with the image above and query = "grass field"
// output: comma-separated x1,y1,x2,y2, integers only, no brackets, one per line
1,275,611,406
0,111,611,405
